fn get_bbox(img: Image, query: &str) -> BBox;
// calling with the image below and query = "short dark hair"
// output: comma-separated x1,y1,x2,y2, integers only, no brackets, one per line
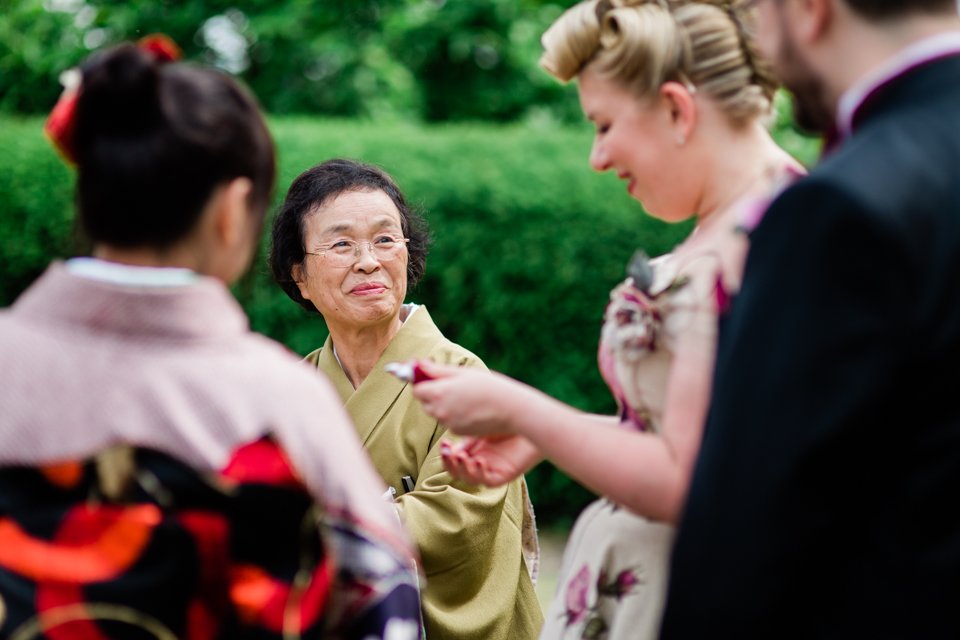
269,158,431,314
843,0,956,20
73,43,275,248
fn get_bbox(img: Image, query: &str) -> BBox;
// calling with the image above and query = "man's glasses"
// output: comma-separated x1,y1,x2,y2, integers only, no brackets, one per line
305,235,409,268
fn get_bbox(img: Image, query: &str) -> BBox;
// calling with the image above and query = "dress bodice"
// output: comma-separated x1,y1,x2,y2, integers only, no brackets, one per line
597,251,721,434
596,166,802,435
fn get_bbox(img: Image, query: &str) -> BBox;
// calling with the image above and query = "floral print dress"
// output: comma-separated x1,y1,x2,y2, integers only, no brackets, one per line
539,167,801,640
538,252,710,640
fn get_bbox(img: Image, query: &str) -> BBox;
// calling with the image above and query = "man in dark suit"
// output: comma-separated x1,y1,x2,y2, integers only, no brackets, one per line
661,1,960,637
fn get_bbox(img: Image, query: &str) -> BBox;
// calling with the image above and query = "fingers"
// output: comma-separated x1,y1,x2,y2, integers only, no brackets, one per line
441,439,474,482
462,437,485,455
440,438,489,485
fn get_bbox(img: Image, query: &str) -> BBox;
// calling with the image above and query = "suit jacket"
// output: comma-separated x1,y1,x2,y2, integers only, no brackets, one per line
306,306,543,640
662,55,960,638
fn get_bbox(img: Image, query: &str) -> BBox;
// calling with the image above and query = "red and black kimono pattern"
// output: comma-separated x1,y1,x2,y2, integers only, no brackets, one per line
0,437,421,639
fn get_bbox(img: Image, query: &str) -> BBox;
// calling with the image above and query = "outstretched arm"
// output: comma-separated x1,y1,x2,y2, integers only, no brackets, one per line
414,325,715,524
440,414,620,486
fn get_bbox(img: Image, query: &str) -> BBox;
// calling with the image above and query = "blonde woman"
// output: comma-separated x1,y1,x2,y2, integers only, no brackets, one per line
411,1,804,637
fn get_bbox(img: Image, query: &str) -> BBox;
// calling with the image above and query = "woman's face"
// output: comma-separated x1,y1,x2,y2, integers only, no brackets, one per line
294,188,409,331
577,67,695,222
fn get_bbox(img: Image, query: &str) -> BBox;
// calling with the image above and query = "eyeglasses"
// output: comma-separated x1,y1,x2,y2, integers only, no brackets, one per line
741,0,778,9
305,235,409,268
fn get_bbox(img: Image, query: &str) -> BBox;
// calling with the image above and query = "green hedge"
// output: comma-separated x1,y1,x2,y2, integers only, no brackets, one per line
0,114,818,526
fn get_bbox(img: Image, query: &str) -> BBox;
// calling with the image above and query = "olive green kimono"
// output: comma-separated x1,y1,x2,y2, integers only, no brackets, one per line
306,306,543,639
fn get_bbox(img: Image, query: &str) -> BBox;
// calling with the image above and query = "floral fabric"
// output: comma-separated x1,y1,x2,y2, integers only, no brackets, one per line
0,437,421,639
546,501,673,640
0,264,424,639
540,262,693,640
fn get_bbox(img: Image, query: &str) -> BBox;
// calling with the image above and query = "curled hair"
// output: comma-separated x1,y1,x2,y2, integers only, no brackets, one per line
73,43,275,248
540,0,778,126
269,159,431,315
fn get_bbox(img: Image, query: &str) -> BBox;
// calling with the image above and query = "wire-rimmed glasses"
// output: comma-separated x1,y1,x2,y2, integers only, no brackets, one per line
740,0,777,9
305,235,410,268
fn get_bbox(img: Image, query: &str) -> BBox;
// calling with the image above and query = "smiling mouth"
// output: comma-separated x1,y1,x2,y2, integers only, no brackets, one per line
351,283,388,295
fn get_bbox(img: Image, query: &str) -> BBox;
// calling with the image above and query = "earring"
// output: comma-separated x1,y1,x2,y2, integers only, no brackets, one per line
676,134,686,146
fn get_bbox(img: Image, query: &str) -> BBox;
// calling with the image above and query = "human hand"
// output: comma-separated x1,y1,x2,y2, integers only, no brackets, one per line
440,435,544,487
411,361,533,437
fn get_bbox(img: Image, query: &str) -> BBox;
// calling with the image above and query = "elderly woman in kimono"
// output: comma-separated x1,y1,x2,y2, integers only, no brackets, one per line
269,158,543,640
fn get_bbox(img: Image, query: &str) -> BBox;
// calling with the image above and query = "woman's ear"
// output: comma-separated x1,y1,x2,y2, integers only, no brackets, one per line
660,81,697,146
214,177,253,249
290,262,312,301
797,0,833,44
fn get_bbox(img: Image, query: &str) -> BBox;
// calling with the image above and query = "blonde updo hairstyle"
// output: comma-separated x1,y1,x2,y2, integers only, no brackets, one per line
540,0,778,126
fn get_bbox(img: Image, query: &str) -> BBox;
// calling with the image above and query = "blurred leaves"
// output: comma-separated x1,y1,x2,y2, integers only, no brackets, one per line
1,0,581,122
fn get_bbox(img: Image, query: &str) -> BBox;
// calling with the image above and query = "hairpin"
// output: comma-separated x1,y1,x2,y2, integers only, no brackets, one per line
43,34,182,166
137,33,182,63
43,68,83,165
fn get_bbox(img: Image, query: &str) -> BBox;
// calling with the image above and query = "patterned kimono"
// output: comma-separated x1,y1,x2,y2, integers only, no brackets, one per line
0,262,421,639
308,306,543,640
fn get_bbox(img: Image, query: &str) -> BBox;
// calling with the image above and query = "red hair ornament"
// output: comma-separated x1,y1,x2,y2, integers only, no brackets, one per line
43,34,182,166
136,33,182,63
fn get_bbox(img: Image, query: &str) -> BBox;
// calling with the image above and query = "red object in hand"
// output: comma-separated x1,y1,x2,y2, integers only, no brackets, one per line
384,361,433,384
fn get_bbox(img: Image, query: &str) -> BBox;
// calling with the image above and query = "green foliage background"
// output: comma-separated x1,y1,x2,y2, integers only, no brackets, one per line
0,0,822,528
0,111,819,526
1,0,580,122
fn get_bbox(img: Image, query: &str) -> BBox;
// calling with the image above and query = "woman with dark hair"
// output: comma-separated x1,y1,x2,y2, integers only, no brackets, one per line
0,39,420,639
270,158,543,640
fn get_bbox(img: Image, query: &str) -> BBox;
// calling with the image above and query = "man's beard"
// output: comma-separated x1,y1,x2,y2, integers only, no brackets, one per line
775,20,834,135
787,78,834,135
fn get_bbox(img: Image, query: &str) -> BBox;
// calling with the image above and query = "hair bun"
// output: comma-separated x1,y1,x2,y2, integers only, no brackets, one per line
74,44,165,151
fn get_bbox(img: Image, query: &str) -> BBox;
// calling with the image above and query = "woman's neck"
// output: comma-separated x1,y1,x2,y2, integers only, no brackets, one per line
694,122,802,233
327,315,404,389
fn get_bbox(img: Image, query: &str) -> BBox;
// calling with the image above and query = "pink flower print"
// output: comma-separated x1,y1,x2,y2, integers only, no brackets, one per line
615,570,640,598
597,567,643,600
600,284,661,363
564,565,592,624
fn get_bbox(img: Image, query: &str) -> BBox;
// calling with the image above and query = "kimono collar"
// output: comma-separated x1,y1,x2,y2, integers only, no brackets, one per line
14,262,248,341
317,304,443,445
330,303,420,371
67,257,199,287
